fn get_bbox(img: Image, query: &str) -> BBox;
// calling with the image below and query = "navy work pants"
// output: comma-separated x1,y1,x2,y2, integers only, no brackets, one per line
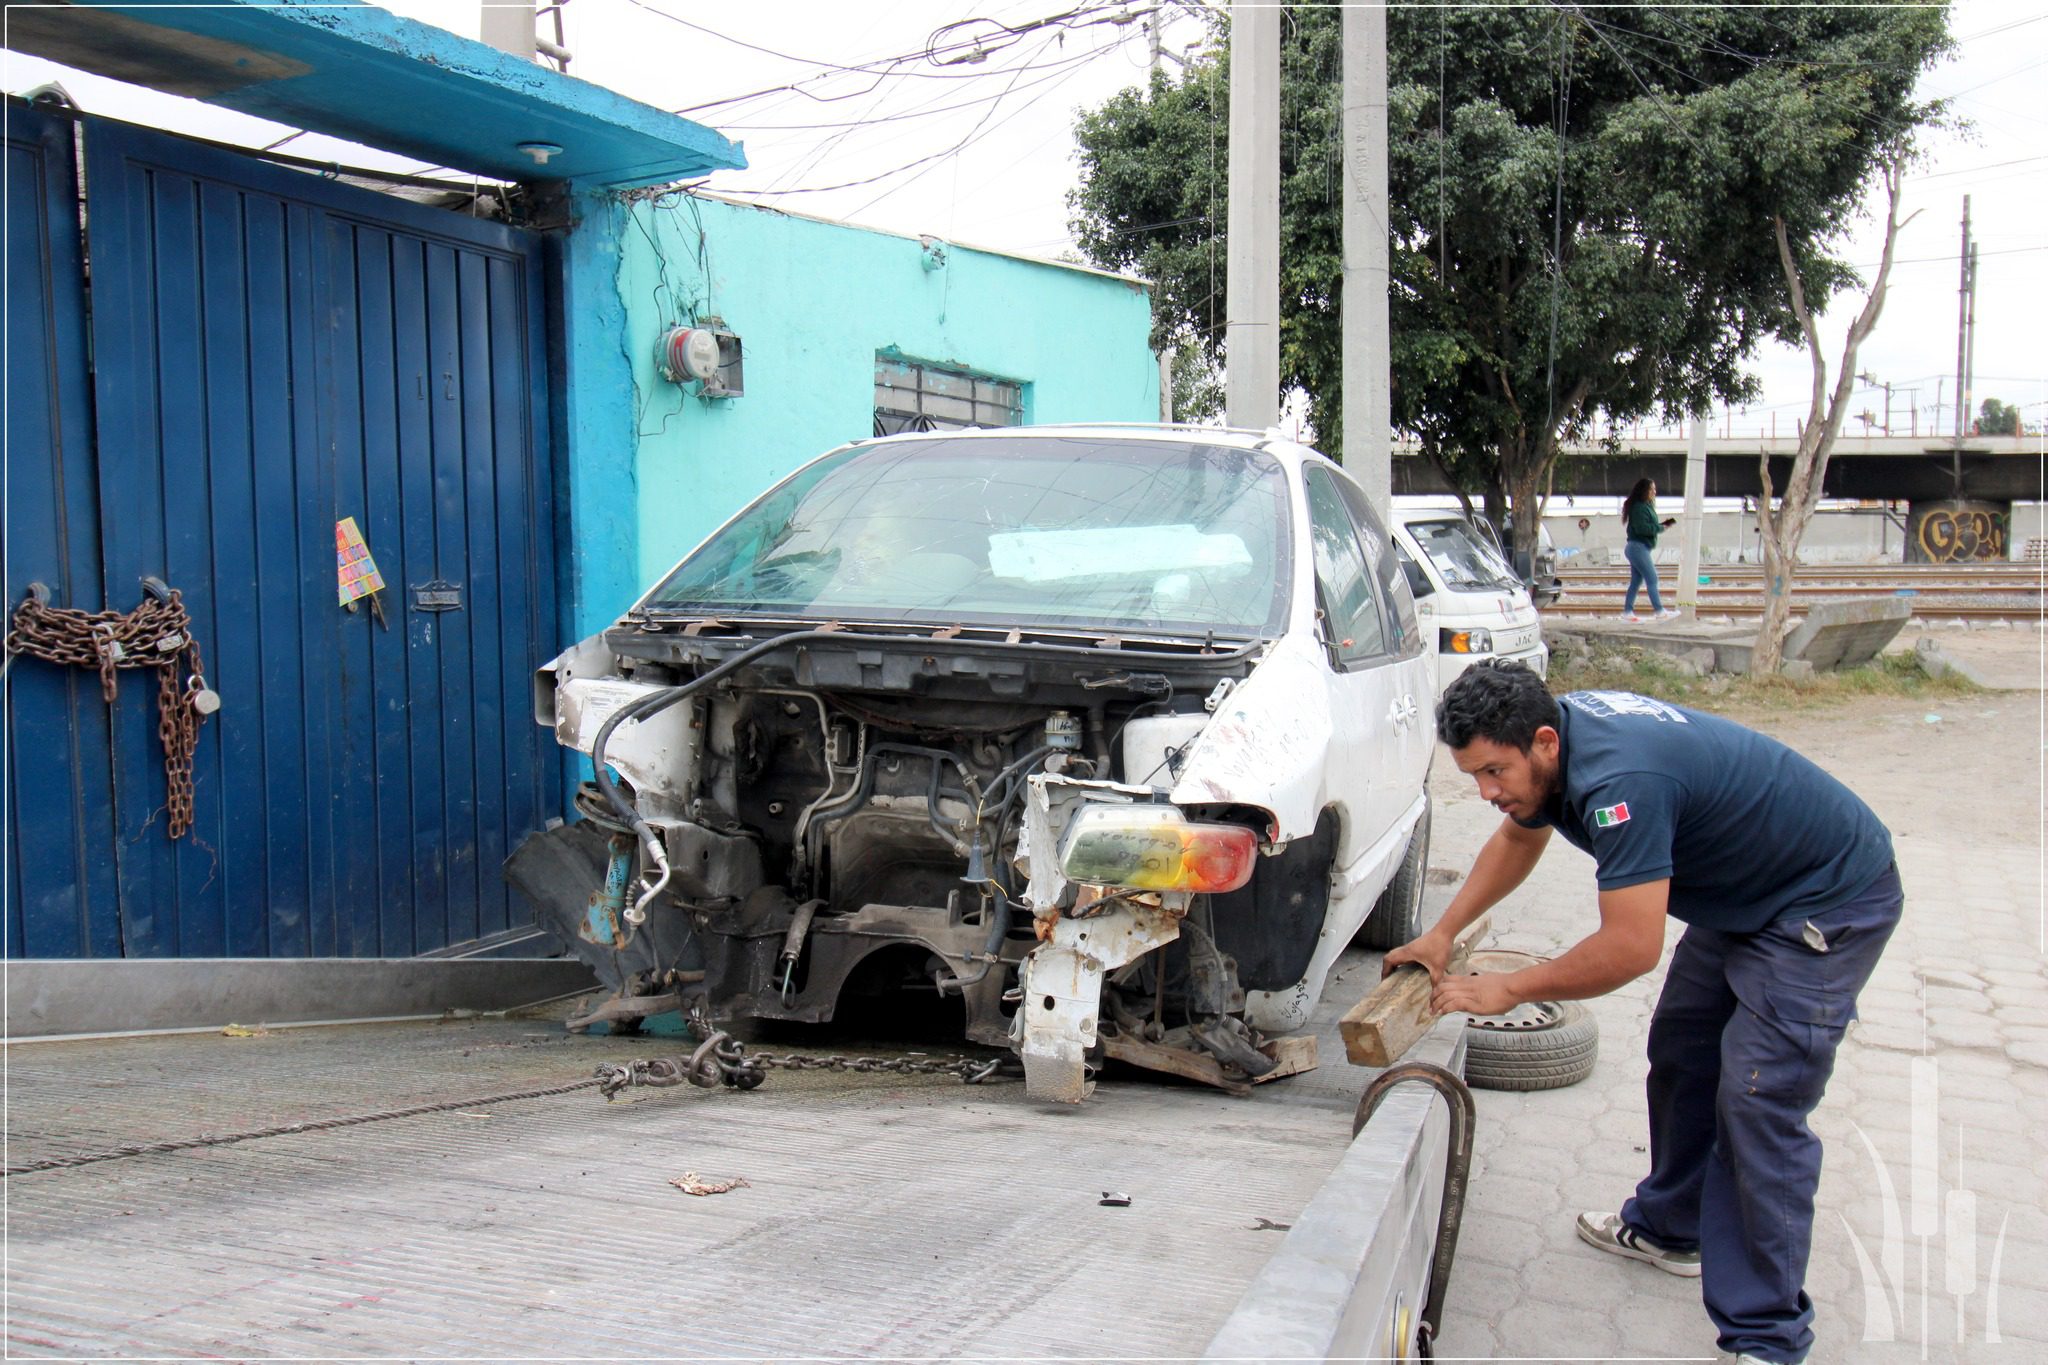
1620,864,1903,1364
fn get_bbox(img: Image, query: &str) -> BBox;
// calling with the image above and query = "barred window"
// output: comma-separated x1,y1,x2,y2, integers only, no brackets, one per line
874,358,1022,436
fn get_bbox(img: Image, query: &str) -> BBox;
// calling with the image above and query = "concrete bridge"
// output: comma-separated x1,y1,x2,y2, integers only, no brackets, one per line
1391,434,2043,502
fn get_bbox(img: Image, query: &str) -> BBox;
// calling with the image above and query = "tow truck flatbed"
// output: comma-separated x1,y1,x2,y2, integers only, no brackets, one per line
4,945,1458,1358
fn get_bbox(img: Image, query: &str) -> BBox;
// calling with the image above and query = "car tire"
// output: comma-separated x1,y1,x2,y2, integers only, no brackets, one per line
1463,999,1598,1091
1356,796,1431,951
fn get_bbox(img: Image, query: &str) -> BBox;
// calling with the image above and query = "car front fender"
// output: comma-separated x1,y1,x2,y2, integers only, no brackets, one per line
1168,634,1331,842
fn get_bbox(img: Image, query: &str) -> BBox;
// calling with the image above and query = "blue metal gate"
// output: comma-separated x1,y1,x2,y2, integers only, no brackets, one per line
4,105,120,956
5,110,561,958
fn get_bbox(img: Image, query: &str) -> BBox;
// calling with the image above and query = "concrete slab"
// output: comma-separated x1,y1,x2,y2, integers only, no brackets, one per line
1781,595,1913,669
1547,619,1758,674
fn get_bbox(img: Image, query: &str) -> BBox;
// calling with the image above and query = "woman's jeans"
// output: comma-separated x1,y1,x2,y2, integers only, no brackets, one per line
1624,539,1663,613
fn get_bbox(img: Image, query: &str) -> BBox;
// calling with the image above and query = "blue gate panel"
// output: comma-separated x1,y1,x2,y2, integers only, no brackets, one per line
58,116,560,961
4,105,120,959
489,252,558,935
245,197,319,960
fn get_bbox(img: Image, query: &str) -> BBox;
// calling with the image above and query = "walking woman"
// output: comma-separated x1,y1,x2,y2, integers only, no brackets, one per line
1621,478,1678,621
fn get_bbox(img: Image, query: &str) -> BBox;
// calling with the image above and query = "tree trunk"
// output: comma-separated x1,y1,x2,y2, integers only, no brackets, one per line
1748,163,1913,674
1751,536,1796,675
1507,469,1541,564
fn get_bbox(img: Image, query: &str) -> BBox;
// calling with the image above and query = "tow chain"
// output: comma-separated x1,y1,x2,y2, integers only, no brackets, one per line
7,584,215,839
6,1033,1013,1177
2,1076,606,1177
594,1028,1010,1100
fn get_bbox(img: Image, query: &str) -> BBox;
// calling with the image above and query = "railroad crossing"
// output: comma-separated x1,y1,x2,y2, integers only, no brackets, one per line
1546,562,2044,623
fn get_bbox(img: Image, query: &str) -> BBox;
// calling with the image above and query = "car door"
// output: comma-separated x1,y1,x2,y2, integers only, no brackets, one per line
1336,488,1436,802
1300,464,1413,879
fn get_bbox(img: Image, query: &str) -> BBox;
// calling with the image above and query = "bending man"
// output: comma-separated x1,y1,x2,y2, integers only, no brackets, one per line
1387,661,1900,1365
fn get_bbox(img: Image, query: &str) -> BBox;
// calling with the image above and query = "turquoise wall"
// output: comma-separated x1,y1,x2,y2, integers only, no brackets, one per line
598,194,1158,618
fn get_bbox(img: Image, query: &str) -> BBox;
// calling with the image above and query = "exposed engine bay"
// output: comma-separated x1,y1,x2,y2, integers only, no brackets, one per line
511,622,1340,1102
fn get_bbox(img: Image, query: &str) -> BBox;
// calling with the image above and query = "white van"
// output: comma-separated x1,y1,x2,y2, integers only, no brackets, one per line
1392,508,1549,692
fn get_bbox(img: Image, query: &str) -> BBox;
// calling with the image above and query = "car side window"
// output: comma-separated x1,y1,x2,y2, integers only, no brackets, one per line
1395,541,1433,601
1302,466,1388,666
1324,468,1425,661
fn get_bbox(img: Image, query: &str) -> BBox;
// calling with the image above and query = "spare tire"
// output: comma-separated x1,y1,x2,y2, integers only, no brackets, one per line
1463,998,1598,1092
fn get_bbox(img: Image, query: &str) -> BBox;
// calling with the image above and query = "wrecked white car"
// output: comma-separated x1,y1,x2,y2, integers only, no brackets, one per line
514,426,1434,1102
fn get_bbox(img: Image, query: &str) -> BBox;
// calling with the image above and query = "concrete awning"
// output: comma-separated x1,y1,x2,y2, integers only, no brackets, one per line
7,0,745,187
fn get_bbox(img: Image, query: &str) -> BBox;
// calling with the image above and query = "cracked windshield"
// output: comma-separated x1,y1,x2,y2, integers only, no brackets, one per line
645,436,1291,636
1405,517,1519,591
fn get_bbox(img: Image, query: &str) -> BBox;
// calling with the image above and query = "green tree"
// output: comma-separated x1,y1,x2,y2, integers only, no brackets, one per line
1978,398,2020,436
1069,2,1952,556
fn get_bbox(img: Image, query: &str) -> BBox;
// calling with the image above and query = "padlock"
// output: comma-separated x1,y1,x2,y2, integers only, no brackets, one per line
189,679,223,716
155,632,186,653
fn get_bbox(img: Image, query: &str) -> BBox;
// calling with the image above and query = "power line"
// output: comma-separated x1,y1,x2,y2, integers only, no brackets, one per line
716,24,1132,200
1910,154,2048,182
710,53,1117,132
750,26,1076,196
645,0,1152,116
846,43,1110,219
1561,5,1713,163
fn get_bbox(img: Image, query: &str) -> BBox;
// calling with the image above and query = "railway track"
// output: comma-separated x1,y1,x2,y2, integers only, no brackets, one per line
1547,562,2044,622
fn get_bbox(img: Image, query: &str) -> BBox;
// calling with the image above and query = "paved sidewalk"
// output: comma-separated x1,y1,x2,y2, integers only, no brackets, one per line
1423,691,2047,1364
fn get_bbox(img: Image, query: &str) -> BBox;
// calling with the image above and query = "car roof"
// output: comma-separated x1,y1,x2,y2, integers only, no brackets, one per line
1394,507,1481,527
855,423,1334,472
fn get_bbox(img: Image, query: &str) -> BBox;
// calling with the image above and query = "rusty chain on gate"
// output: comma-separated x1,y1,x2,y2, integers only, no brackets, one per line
6,585,215,839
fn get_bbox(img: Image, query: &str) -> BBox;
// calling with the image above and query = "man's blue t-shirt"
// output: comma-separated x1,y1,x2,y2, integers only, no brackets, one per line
1514,691,1894,932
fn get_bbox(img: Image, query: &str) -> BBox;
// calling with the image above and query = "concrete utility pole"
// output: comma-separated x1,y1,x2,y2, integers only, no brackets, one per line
1675,414,1708,619
1341,2,1392,517
1951,195,1972,494
1224,1,1280,430
480,1,537,60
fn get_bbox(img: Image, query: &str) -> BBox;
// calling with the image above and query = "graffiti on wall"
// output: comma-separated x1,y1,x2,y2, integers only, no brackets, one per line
1909,504,2008,563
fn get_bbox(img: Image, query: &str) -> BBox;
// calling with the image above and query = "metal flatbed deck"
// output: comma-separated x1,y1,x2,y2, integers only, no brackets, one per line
4,958,1391,1358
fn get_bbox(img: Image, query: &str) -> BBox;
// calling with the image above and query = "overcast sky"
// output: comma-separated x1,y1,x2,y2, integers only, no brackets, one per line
6,0,2042,442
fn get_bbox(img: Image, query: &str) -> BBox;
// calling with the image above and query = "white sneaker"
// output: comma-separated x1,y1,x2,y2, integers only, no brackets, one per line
1655,608,1680,620
1574,1210,1702,1277
1619,611,1643,623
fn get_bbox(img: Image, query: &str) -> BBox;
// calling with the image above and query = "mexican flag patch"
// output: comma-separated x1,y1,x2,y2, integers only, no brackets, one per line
1594,803,1632,828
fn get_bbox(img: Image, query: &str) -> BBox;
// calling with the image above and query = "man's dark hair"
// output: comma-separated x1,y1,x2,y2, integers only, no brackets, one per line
1435,660,1560,751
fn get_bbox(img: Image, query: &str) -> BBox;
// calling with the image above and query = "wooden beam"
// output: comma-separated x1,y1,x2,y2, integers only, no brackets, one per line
1102,1031,1252,1096
1251,1033,1318,1084
1338,915,1491,1067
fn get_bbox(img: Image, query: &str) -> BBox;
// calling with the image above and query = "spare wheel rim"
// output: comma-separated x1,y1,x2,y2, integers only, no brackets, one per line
1469,999,1566,1032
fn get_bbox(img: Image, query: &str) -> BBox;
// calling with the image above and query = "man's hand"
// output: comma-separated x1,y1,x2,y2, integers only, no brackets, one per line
1382,928,1453,983
1431,971,1522,1017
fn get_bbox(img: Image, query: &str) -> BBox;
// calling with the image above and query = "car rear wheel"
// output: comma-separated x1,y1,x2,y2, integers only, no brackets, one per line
1356,797,1430,951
